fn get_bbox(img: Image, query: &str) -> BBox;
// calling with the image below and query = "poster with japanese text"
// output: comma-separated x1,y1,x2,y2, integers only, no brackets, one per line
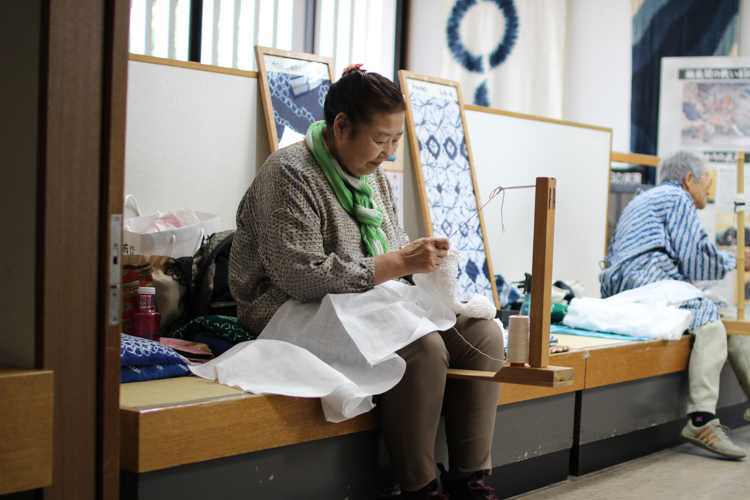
658,56,750,310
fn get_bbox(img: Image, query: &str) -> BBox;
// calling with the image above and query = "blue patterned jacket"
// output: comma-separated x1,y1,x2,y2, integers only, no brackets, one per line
600,181,735,330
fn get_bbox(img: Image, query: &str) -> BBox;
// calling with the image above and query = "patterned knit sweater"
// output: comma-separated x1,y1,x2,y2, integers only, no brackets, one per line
229,143,410,334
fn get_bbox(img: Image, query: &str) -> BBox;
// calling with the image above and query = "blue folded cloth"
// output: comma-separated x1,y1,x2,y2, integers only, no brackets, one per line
495,274,522,307
120,334,190,383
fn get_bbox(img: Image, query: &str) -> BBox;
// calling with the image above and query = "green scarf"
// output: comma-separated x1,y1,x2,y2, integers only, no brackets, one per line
305,121,389,257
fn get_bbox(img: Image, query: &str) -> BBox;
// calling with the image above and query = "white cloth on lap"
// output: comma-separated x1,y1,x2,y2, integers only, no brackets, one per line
562,280,705,340
190,275,457,422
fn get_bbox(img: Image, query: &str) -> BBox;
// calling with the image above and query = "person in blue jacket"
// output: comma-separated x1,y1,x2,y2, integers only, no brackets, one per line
602,150,750,459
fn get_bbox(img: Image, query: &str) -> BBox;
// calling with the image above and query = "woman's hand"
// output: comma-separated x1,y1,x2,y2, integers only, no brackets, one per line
374,237,449,285
398,237,450,274
744,248,750,272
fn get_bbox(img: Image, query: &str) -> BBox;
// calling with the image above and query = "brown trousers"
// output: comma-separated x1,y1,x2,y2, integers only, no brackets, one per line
379,316,504,488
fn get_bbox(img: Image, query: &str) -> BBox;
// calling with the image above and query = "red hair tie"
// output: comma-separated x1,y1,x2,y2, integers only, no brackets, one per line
342,63,364,76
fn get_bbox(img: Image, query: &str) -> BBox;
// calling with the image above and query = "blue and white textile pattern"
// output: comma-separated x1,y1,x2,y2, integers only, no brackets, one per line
268,71,330,146
495,273,522,307
410,92,495,303
600,181,735,330
120,334,190,383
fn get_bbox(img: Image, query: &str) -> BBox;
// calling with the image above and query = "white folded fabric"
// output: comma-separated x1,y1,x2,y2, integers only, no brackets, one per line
562,280,705,340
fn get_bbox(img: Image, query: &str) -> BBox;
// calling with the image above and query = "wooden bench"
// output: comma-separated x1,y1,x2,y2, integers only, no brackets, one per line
119,334,692,473
120,348,586,473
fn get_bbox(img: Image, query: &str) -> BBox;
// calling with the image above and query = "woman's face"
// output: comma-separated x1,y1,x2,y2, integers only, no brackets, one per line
329,111,405,177
683,170,712,209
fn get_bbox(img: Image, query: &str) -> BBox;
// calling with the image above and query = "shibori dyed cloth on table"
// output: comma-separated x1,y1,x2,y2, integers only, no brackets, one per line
120,334,190,383
600,181,735,331
190,274,457,423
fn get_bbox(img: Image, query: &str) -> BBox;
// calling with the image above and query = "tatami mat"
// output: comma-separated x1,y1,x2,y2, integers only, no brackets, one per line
120,375,247,409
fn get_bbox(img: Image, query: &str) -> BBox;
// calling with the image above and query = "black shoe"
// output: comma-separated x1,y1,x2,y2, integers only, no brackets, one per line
438,463,498,500
394,478,449,499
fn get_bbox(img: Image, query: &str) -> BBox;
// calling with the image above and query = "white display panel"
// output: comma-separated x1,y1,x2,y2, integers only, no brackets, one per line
125,59,271,231
465,109,612,298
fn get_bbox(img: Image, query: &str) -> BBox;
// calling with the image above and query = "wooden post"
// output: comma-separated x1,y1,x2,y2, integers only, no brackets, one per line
739,151,746,320
446,175,574,387
529,177,556,368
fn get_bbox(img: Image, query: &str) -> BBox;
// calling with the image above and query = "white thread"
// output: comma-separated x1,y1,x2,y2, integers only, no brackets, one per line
450,327,505,363
506,315,530,365
448,184,535,240
426,249,496,319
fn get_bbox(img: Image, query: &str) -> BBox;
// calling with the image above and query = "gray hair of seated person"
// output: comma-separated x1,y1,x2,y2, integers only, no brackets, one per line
658,150,706,185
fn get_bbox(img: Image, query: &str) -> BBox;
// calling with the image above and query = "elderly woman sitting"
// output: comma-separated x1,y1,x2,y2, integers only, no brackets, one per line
229,65,503,499
601,150,750,460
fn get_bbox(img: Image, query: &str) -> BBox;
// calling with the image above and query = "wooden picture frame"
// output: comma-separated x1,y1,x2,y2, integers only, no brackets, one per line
255,46,336,152
398,70,501,309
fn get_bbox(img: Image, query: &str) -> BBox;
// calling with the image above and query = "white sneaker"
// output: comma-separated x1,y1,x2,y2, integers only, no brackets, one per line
681,419,747,459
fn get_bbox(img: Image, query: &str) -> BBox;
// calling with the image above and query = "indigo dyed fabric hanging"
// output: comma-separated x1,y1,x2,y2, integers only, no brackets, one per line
441,0,565,118
631,0,739,164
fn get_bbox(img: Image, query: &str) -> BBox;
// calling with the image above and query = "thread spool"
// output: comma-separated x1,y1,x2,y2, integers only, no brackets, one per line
507,315,530,367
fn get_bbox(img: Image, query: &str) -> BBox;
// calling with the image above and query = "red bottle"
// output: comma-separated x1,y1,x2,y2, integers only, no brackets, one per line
133,286,161,341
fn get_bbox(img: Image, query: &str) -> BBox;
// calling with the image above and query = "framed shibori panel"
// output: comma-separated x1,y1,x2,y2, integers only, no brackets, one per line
255,46,335,152
398,70,500,309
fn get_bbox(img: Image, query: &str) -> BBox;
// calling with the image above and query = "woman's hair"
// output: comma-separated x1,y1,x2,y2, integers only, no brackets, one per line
324,64,405,134
658,150,706,185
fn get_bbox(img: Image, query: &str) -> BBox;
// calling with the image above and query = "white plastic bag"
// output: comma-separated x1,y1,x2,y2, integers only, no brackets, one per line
122,195,219,257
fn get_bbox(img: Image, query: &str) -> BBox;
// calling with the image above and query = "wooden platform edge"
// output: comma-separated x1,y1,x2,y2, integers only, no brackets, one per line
120,393,381,473
447,364,574,387
120,350,584,473
610,151,660,166
723,319,750,336
0,366,54,495
584,336,693,389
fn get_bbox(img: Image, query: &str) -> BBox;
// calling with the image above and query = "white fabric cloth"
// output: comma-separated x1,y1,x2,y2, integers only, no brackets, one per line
191,276,458,422
562,280,705,340
193,247,502,422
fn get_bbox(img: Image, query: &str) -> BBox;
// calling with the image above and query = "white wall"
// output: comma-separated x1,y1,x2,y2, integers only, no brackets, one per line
562,0,632,152
465,110,612,295
125,61,271,232
406,0,443,76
